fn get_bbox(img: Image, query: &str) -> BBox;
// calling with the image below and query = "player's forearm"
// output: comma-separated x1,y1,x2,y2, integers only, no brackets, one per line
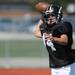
46,34,68,45
34,19,43,38
53,37,68,45
34,32,42,38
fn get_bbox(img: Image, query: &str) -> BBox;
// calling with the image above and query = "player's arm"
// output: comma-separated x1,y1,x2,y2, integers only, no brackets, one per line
53,34,68,45
52,22,72,45
34,19,43,38
46,34,68,45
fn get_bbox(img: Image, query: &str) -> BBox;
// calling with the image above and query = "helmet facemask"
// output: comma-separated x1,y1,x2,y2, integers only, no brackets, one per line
42,4,63,25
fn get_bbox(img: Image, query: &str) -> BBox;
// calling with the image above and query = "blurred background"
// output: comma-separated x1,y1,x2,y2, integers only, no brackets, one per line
0,0,75,71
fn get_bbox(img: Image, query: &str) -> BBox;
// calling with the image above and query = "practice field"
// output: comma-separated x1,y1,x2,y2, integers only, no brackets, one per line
0,36,75,58
0,33,75,67
0,33,75,75
0,39,75,58
0,40,48,57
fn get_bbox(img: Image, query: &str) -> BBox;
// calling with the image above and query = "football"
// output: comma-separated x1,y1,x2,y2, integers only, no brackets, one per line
35,2,49,12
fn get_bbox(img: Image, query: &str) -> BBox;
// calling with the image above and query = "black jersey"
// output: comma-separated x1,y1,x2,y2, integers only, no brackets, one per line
40,21,74,68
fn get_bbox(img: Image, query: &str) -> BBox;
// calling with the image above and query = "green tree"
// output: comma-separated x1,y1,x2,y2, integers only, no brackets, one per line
31,0,74,8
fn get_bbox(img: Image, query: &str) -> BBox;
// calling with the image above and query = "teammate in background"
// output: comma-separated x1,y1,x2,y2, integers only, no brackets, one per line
34,3,75,75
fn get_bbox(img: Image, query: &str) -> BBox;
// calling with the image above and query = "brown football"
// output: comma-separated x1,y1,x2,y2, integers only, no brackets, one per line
35,2,49,12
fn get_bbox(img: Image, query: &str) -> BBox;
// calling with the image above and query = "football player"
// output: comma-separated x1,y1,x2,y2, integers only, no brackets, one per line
34,4,75,75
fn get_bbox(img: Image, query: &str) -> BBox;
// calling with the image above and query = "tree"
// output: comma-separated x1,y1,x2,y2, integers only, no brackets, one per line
31,0,74,8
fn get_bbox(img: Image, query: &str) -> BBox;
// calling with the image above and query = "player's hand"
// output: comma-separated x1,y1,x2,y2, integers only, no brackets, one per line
43,33,49,39
43,33,53,41
47,34,54,41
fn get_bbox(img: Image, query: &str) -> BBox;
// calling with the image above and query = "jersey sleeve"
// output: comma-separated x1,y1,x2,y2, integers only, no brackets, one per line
58,21,73,34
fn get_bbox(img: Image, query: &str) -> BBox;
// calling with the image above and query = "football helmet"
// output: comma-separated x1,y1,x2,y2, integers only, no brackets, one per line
42,4,63,24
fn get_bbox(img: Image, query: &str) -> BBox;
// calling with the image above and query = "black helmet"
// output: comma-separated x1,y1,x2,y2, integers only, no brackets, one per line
42,4,63,22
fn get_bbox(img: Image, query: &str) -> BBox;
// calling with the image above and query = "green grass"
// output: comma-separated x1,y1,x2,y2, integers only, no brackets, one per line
0,40,48,58
0,39,75,58
0,41,5,57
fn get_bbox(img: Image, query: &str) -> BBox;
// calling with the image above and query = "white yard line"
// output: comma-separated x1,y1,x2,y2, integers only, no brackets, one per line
0,32,38,40
0,57,49,68
0,32,74,40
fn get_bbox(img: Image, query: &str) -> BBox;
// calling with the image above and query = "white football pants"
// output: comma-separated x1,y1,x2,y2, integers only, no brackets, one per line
51,63,75,75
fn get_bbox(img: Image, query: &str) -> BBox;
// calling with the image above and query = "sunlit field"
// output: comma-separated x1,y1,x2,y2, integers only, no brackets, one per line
0,33,75,75
0,34,75,58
